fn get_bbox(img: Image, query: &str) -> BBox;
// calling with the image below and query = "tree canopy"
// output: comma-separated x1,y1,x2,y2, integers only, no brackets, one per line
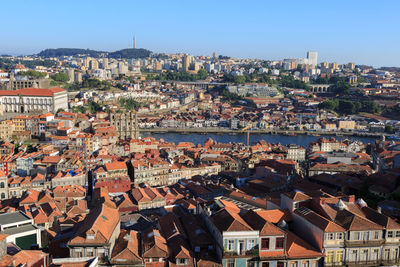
38,48,105,58
319,99,381,115
223,73,274,85
38,48,152,59
108,48,152,59
119,98,141,110
51,72,70,83
280,75,310,90
17,70,47,79
146,70,209,82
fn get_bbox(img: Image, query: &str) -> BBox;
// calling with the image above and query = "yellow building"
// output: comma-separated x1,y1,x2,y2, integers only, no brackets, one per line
338,120,356,130
0,120,15,141
321,62,330,68
330,62,339,70
12,116,28,133
324,123,337,131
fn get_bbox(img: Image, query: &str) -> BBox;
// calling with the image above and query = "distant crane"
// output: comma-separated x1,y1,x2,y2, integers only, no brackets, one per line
241,124,252,146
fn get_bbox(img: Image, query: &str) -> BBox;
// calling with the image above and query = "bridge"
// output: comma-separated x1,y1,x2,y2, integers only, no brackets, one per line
310,84,332,93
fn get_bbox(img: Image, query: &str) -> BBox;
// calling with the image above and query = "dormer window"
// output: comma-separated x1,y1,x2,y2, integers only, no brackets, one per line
86,233,95,240
177,258,188,265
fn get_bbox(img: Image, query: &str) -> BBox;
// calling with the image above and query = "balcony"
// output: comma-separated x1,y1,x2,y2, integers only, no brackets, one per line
223,249,259,258
324,262,345,267
344,239,384,247
345,259,400,266
345,260,379,266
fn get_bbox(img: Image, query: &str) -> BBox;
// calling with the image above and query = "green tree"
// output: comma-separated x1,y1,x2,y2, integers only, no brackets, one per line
197,69,208,80
17,70,47,79
319,99,338,110
87,101,101,113
119,98,140,110
71,106,87,113
338,100,356,114
51,72,70,83
361,101,381,113
332,80,351,95
385,124,395,134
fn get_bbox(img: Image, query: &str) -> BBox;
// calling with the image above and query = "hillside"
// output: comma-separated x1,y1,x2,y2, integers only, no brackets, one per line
38,48,152,59
108,48,151,59
38,48,105,58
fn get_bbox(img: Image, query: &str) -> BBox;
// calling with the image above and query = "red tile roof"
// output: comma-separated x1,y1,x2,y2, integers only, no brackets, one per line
0,87,65,97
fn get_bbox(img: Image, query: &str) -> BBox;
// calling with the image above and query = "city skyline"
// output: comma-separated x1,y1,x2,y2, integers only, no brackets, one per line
1,0,400,67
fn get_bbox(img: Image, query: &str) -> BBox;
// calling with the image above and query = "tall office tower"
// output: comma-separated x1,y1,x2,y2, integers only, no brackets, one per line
307,51,318,67
347,62,355,70
101,58,109,69
89,59,99,70
330,62,339,70
182,54,191,72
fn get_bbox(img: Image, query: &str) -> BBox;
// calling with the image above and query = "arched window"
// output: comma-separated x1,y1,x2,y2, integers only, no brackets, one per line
1,193,5,199
0,182,4,188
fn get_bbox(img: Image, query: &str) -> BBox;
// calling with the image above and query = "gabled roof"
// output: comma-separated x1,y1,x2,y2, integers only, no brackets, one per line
111,230,142,262
361,206,400,230
334,209,383,231
243,210,285,236
256,209,292,224
142,229,168,258
285,191,312,202
286,231,324,259
212,207,253,232
68,204,120,246
294,207,345,232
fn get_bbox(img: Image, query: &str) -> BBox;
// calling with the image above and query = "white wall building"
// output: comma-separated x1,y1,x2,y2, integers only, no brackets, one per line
0,87,68,114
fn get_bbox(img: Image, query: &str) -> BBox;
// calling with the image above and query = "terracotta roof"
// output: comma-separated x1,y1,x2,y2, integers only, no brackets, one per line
212,207,253,232
105,161,127,171
286,231,324,259
0,87,65,97
294,207,345,232
68,204,120,246
334,209,383,231
111,230,142,263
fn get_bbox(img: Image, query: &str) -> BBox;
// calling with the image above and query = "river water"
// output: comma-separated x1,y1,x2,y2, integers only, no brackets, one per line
141,132,378,147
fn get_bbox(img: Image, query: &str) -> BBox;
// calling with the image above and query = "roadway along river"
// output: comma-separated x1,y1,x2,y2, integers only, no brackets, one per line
140,132,378,147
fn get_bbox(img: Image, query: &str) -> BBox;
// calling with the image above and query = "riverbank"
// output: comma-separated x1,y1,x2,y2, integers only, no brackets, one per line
139,128,385,138
140,132,377,147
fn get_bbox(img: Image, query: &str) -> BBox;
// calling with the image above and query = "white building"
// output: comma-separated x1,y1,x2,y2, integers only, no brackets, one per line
307,51,318,67
0,87,68,114
0,211,42,249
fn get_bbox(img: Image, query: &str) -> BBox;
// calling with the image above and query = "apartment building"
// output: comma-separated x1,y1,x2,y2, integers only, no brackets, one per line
211,206,323,267
68,204,120,262
0,87,68,114
130,158,169,186
289,192,400,267
286,145,306,161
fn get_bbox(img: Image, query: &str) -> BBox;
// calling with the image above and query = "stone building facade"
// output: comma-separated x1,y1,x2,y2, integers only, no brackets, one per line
109,111,139,140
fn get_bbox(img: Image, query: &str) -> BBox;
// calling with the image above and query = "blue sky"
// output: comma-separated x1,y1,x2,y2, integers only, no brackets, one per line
2,0,400,66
